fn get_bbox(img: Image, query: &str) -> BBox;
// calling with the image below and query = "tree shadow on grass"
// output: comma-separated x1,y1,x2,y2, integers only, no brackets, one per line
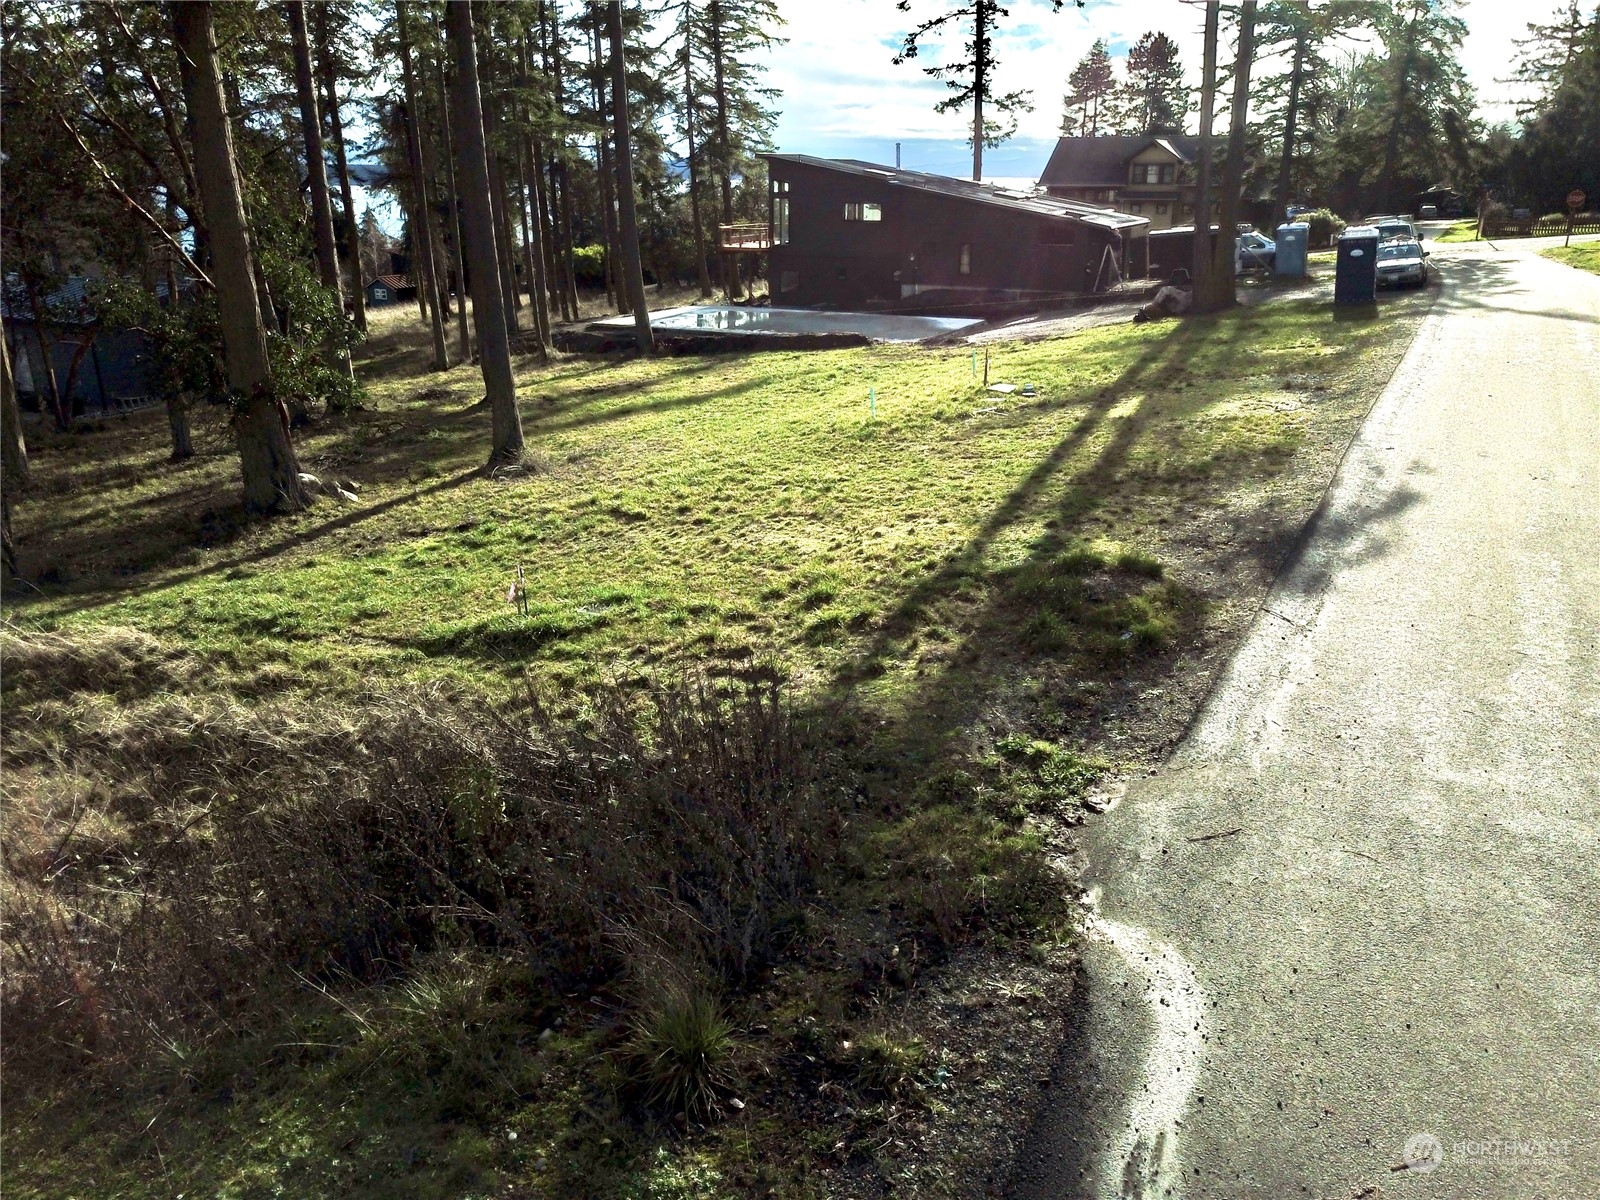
828,301,1427,779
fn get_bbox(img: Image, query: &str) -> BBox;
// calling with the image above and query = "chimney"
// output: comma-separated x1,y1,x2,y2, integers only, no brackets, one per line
895,142,901,169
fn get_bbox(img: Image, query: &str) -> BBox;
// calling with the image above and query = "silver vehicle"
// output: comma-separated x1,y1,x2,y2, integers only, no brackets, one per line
1376,237,1430,288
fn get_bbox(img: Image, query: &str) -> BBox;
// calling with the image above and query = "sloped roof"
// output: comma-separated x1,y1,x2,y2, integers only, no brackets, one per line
1040,135,1202,188
760,154,1148,232
367,274,415,290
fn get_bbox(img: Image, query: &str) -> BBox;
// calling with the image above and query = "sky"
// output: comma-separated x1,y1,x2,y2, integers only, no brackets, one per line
758,0,1541,179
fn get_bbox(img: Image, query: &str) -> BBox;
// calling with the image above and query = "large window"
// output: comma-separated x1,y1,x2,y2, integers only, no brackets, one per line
843,202,882,222
959,243,971,275
1130,163,1176,185
771,179,790,245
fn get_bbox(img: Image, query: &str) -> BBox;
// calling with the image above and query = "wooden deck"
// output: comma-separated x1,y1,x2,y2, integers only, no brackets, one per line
718,222,771,252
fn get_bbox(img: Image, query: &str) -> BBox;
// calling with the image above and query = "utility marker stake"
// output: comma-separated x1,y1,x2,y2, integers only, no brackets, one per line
984,348,990,387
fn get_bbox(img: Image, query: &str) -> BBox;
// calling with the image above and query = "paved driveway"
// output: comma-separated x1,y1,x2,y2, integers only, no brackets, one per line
1011,247,1600,1199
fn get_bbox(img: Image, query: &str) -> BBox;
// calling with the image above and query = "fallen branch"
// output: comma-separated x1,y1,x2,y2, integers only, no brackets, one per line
1185,827,1243,843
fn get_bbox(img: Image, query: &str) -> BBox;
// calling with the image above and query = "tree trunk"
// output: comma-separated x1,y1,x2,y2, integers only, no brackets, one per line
490,152,522,330
1191,1,1220,301
167,394,194,459
708,0,742,300
592,14,622,312
1275,31,1306,226
479,42,522,329
315,4,366,334
556,159,580,317
607,0,653,354
287,0,355,394
398,2,450,369
518,32,552,351
1,332,27,490
683,10,713,298
173,1,308,513
972,2,986,181
446,0,524,465
534,139,563,321
433,15,473,361
1202,0,1256,313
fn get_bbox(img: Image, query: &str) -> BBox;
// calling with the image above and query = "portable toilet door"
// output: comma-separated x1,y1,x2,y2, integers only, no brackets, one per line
1275,222,1309,277
1334,226,1381,304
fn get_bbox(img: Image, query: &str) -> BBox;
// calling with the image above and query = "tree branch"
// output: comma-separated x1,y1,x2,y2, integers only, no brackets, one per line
52,112,215,292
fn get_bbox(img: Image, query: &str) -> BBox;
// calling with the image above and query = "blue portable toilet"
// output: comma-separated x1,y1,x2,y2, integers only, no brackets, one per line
1275,222,1309,277
1335,225,1380,305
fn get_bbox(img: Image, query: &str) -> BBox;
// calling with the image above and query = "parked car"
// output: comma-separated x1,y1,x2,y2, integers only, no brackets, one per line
1364,214,1419,241
1419,204,1438,219
1237,230,1276,272
1375,236,1430,288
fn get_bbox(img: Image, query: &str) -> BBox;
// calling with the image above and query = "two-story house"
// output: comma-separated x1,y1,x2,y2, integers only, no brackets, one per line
1039,135,1218,232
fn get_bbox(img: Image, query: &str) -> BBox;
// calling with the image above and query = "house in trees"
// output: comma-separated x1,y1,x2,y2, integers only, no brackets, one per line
754,155,1149,312
364,274,417,307
2,275,155,417
1040,135,1220,232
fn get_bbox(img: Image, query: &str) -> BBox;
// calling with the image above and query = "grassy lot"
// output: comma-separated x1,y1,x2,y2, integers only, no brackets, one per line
1431,219,1481,243
2,290,1430,1199
1542,241,1600,275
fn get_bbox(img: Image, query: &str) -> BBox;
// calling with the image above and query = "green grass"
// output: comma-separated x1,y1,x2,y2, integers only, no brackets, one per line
2,294,1428,1199
1431,219,1482,243
1542,241,1600,276
11,299,1406,716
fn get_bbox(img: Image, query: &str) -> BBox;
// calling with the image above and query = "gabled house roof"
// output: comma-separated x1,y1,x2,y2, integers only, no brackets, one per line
761,154,1148,232
1040,135,1202,189
366,274,415,290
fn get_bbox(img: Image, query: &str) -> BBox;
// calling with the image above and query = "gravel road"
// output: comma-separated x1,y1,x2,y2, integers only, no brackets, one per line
1009,244,1600,1199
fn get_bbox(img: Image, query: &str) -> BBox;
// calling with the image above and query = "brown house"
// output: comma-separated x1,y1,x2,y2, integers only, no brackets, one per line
755,154,1149,311
1040,135,1220,232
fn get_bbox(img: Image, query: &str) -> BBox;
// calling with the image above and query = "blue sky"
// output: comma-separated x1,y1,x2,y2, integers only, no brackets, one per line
759,0,1533,179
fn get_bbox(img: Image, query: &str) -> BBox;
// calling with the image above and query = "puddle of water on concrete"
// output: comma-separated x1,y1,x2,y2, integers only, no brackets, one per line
1082,888,1208,1200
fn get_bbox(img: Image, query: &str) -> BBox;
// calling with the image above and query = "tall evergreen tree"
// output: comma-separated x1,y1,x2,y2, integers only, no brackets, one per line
1061,38,1115,136
1110,31,1189,134
893,0,1065,181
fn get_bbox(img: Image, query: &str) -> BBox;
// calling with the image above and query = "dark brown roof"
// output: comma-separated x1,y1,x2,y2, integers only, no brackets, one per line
1039,136,1202,188
760,154,1147,232
367,274,414,290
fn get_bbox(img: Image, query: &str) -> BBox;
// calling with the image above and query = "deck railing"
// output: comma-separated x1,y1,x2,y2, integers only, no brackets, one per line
718,222,771,252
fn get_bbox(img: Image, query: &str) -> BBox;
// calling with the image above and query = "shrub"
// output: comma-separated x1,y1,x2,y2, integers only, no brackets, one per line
572,243,607,285
0,633,834,1075
1303,208,1346,248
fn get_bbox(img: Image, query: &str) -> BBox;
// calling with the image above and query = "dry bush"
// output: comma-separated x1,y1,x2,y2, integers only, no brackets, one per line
1,629,836,1078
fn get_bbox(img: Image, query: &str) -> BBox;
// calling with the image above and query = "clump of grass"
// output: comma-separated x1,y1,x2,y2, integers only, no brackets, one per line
847,1031,928,1102
1003,541,1193,658
624,985,740,1122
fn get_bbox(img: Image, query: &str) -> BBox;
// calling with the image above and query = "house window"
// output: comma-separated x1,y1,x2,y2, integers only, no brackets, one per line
959,243,971,275
1130,203,1143,214
843,202,882,222
1156,203,1169,215
780,270,799,293
771,179,790,245
1131,163,1177,185
372,287,388,301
